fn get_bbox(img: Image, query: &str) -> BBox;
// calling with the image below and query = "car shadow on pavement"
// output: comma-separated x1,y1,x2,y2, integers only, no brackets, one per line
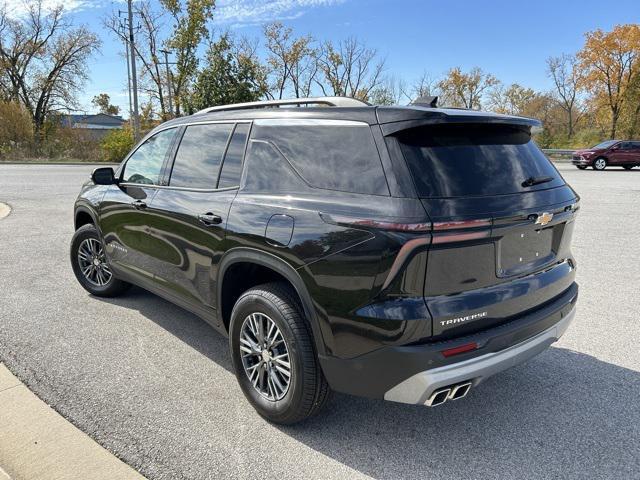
98,286,235,373
281,347,640,479
98,288,639,479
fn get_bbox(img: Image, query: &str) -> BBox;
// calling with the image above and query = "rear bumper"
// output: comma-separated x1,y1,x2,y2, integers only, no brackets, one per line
319,282,578,401
384,305,575,404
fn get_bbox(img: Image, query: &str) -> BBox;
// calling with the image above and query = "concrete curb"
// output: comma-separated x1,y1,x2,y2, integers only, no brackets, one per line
0,364,145,480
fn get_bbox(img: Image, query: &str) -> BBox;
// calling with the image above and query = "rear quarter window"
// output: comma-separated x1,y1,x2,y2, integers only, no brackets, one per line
395,123,564,198
251,121,389,196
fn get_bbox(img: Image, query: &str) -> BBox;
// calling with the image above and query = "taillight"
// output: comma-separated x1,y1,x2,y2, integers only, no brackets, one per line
320,213,430,232
432,218,491,244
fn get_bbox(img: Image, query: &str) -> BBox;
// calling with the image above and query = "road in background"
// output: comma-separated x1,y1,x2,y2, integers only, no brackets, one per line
0,164,639,480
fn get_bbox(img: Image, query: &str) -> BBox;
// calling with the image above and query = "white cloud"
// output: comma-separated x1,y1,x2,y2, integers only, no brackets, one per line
1,0,103,18
214,0,346,26
2,0,346,25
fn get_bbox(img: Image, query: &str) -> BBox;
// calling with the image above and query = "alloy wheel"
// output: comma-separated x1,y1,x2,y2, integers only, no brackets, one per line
77,238,112,286
594,158,606,170
239,312,291,401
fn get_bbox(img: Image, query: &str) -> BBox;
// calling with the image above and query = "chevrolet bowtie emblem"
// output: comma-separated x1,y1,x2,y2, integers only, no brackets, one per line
535,212,554,226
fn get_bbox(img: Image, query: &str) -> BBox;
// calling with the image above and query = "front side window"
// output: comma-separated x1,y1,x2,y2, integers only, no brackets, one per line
122,128,176,185
169,123,234,189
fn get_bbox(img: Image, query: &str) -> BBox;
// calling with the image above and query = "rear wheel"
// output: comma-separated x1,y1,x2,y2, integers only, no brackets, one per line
593,157,607,170
229,282,331,424
70,224,130,297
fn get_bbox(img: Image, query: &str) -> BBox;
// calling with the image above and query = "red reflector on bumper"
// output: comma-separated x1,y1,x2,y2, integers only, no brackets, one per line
441,342,478,358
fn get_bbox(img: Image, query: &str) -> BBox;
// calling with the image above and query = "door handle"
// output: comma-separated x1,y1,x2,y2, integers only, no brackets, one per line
131,200,147,210
198,212,222,226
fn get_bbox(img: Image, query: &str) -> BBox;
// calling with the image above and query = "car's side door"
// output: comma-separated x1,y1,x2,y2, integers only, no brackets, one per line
99,127,178,284
608,141,630,165
628,142,640,166
148,121,250,322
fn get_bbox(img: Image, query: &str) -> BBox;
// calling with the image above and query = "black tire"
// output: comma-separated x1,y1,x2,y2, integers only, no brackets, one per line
576,165,587,170
229,282,331,424
623,165,634,170
593,157,607,170
70,224,131,297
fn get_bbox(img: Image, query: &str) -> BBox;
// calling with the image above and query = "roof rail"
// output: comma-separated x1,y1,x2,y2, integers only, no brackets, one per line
195,96,369,115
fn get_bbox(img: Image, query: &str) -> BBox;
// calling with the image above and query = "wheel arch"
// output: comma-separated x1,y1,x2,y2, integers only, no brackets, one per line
74,205,98,230
217,248,327,356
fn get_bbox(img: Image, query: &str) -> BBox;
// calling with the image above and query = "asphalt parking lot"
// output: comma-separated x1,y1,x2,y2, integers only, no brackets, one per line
0,163,639,480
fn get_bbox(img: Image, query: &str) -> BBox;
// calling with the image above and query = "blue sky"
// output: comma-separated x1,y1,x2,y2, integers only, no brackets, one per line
6,0,640,115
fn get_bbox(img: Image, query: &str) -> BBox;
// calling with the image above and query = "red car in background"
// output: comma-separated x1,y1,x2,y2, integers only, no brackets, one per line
572,140,640,170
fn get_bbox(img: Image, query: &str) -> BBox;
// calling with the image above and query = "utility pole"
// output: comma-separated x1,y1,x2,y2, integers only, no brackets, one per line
159,49,173,118
124,37,133,121
127,0,140,140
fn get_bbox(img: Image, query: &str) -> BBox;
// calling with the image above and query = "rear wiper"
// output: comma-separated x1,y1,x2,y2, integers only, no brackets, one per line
522,176,554,188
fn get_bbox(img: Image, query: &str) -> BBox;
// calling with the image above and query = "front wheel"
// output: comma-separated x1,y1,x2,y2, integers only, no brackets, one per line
229,282,331,424
623,165,634,170
70,224,131,297
593,157,607,170
576,165,587,170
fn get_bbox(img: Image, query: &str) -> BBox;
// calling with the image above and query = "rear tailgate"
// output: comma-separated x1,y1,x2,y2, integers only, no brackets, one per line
392,122,579,339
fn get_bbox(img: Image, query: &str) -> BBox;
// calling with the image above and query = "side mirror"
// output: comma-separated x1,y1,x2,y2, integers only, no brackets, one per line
91,167,116,185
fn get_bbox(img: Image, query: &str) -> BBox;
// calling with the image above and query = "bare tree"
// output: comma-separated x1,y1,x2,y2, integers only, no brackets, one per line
437,67,499,109
369,76,405,105
399,71,438,103
0,1,100,133
315,37,385,101
547,54,584,138
104,2,169,117
488,83,538,115
263,22,317,99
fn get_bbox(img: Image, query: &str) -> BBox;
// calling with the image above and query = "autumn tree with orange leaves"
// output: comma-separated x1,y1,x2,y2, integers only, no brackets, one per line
577,24,640,139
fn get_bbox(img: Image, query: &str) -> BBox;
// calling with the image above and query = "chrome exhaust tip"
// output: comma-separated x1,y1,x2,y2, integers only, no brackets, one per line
448,382,472,401
425,388,451,407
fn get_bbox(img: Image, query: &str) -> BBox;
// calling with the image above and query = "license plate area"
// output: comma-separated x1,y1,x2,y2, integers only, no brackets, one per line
498,226,555,277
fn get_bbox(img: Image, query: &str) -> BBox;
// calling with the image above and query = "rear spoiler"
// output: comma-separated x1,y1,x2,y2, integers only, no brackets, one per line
376,107,542,136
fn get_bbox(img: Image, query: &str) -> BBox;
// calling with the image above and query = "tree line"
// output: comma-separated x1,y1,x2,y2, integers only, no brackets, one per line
1,0,640,161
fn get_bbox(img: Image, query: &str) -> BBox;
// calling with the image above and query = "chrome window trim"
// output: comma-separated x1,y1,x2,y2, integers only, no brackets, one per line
253,119,368,127
117,183,239,193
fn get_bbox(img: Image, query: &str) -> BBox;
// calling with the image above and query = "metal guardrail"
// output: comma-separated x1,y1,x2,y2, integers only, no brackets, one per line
542,149,576,156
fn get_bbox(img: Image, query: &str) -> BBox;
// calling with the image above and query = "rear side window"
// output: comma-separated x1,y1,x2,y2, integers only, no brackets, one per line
218,123,249,188
169,123,233,189
395,124,564,198
253,121,389,195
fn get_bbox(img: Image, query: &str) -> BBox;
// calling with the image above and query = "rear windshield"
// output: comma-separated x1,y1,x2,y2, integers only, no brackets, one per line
395,124,564,198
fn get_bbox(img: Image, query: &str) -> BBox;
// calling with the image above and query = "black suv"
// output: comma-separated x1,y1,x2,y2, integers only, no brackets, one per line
71,97,579,424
